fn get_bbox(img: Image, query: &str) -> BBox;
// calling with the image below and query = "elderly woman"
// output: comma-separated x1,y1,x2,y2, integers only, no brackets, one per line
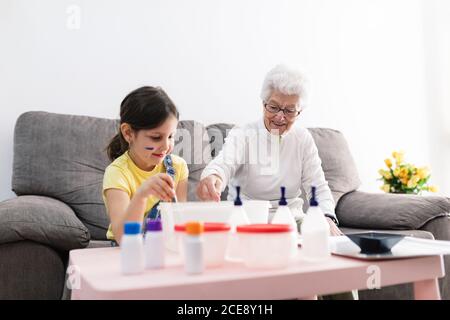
196,64,343,236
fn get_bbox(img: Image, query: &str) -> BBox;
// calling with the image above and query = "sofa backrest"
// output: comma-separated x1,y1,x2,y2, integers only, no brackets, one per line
301,128,361,212
12,112,360,239
12,112,212,240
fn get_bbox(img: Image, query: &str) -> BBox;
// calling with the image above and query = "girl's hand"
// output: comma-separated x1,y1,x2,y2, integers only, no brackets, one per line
137,173,176,202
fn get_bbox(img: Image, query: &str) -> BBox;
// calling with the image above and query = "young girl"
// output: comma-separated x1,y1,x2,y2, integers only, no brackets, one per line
103,86,188,245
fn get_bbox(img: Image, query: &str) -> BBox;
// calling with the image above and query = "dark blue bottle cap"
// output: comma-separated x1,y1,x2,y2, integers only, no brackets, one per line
124,222,141,235
310,186,319,207
279,186,288,206
234,186,242,206
146,219,162,232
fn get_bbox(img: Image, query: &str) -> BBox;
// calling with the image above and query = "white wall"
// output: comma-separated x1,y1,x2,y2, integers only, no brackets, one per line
1,0,448,201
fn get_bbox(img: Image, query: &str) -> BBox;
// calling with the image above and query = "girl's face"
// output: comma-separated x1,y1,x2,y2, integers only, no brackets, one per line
121,115,178,170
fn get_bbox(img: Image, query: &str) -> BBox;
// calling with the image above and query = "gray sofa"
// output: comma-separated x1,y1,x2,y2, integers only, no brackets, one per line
1,111,449,300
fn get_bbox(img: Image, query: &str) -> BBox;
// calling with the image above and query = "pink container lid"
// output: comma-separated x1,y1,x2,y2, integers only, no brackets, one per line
174,222,231,232
237,224,292,233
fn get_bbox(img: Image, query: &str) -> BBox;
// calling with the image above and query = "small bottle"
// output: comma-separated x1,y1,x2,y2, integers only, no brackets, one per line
272,186,297,229
228,186,250,228
301,186,331,261
226,186,250,262
144,219,165,269
121,222,145,275
183,221,204,275
271,186,298,257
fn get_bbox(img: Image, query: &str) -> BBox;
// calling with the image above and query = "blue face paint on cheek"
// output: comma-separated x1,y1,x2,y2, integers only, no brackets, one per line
145,147,155,151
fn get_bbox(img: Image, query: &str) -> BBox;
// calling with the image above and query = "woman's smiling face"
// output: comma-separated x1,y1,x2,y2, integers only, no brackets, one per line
263,91,301,135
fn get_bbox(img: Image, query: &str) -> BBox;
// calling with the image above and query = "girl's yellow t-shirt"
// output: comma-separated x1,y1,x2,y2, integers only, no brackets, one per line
102,151,189,240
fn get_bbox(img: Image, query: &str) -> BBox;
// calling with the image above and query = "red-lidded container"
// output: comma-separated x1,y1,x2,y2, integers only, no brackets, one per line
237,224,295,269
175,222,231,268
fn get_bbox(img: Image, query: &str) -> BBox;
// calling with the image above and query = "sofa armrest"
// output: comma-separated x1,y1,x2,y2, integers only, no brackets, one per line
335,191,450,230
0,195,90,251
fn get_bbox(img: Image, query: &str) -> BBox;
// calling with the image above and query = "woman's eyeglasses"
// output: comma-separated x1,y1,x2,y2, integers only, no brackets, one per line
264,103,301,118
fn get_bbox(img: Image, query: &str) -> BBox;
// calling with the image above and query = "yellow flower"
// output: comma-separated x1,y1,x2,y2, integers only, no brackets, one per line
378,169,392,180
384,159,393,169
416,167,429,180
392,151,405,165
393,167,401,177
401,177,409,185
411,175,421,184
428,186,439,193
381,184,390,193
407,179,417,189
399,167,409,179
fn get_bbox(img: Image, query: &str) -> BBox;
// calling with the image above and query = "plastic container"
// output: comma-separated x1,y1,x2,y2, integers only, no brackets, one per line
237,224,295,269
301,186,331,261
159,200,270,252
144,220,165,269
175,222,231,268
121,222,145,275
183,222,204,275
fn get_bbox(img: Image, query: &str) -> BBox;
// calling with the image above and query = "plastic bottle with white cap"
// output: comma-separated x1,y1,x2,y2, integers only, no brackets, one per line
301,186,331,261
226,186,250,261
271,186,298,257
183,221,204,275
144,219,165,269
121,222,145,275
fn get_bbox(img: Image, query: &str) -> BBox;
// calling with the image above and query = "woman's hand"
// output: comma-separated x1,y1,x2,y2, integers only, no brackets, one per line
196,174,223,202
326,217,344,236
137,173,176,202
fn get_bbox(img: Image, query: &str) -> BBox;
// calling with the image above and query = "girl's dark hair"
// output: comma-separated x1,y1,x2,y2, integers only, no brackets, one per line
106,86,179,161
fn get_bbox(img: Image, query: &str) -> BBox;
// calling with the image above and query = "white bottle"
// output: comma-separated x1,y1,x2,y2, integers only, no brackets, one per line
301,186,331,261
183,222,204,275
226,186,250,262
144,219,165,269
121,222,145,275
271,186,298,257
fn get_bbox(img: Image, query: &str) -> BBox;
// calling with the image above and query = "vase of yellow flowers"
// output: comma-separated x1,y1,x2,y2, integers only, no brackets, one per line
379,151,438,195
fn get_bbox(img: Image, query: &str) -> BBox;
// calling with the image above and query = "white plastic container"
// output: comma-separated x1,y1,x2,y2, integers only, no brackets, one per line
144,220,165,269
183,222,204,275
301,187,331,261
237,224,295,269
121,222,145,275
159,200,270,252
175,222,231,268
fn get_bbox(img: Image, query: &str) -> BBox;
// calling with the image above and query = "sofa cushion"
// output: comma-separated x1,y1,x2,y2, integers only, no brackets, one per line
307,128,361,203
173,121,212,201
0,195,90,251
13,111,116,239
206,123,234,200
336,191,450,230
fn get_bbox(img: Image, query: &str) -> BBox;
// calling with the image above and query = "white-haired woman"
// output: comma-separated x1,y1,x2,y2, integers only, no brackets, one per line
196,64,342,237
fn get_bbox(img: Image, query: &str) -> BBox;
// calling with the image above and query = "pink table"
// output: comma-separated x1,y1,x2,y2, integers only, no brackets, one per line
68,247,444,300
